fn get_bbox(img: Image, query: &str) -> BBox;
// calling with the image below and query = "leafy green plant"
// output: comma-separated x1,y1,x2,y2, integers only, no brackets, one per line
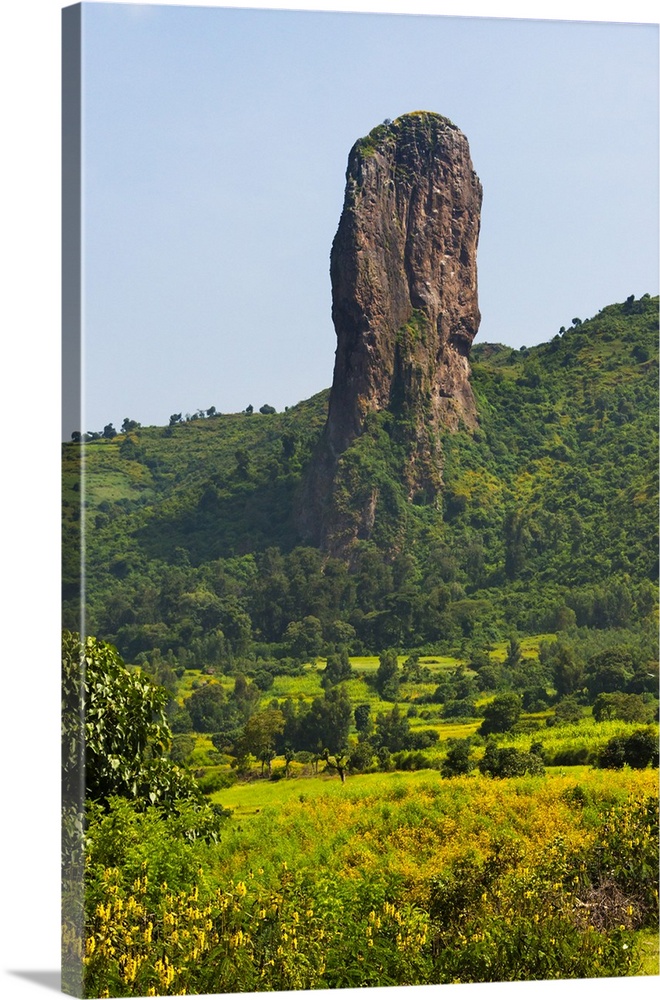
62,631,202,809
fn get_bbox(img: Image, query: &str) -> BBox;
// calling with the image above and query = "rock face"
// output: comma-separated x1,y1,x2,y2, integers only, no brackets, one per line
301,111,482,551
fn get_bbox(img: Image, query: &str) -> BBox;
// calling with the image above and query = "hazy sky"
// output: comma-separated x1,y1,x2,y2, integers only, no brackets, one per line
77,2,658,434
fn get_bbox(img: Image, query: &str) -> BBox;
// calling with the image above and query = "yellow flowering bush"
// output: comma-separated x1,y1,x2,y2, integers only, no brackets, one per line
82,772,658,995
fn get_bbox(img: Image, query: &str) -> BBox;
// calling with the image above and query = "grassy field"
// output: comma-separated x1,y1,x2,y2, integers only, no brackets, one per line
85,639,660,996
211,759,655,823
84,762,659,995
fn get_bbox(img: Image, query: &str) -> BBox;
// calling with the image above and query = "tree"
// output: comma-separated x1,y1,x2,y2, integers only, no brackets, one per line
479,692,522,736
235,709,285,776
235,448,252,479
621,728,658,768
327,619,356,648
592,692,651,724
253,668,274,692
321,650,352,689
550,643,585,698
323,749,351,783
297,686,352,755
170,734,196,764
280,432,297,462
231,673,261,720
503,510,531,580
554,605,577,631
62,631,201,808
119,435,141,460
585,648,634,698
475,661,500,691
374,649,400,700
102,423,117,439
259,404,276,414
283,746,296,778
121,417,141,433
552,696,583,725
348,740,374,773
354,703,373,737
169,413,182,426
284,616,323,661
185,682,231,733
401,652,422,681
375,704,411,752
478,743,545,779
441,738,474,778
598,728,658,770
505,636,522,670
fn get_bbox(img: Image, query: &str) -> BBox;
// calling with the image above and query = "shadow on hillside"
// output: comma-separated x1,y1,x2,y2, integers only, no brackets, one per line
134,475,302,564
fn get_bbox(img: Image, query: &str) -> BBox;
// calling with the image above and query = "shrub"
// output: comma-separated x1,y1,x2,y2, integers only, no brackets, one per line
553,696,583,725
593,692,652,723
429,833,640,983
478,742,545,778
252,668,274,691
598,728,658,769
194,768,236,795
441,739,474,778
62,631,202,810
549,746,593,766
409,729,440,749
479,692,522,735
442,698,477,719
391,750,433,771
348,740,375,773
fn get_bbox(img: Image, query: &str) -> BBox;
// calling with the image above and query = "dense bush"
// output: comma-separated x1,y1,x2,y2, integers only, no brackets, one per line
62,631,203,810
479,692,522,735
441,738,474,777
598,727,658,770
82,775,657,995
478,741,545,778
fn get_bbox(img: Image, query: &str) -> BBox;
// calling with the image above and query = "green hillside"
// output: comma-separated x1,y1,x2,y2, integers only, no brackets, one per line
64,295,659,994
63,295,658,664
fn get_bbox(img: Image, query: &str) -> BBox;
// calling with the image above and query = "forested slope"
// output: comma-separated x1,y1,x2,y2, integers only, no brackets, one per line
62,295,658,665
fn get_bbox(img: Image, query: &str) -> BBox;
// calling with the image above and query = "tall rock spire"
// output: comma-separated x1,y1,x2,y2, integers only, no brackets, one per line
300,111,482,552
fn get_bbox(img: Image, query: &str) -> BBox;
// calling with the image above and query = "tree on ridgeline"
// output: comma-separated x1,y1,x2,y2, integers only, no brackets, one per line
121,417,141,433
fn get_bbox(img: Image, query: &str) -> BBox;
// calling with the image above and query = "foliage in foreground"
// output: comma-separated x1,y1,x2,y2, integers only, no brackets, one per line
62,631,202,809
82,772,658,996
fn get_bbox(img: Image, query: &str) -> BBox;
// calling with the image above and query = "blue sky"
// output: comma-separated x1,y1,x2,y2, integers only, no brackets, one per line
77,3,658,434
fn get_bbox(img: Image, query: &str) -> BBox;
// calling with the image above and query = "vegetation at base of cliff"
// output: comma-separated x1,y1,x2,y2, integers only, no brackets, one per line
63,295,658,663
82,768,657,995
63,295,659,993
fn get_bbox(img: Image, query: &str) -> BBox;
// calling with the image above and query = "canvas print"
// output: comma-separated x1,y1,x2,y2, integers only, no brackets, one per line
62,3,659,997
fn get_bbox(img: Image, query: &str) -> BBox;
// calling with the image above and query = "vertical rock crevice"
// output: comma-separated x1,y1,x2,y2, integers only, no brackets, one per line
300,111,482,552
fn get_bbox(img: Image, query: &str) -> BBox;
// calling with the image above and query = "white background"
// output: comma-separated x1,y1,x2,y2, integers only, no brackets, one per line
1,2,657,1000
